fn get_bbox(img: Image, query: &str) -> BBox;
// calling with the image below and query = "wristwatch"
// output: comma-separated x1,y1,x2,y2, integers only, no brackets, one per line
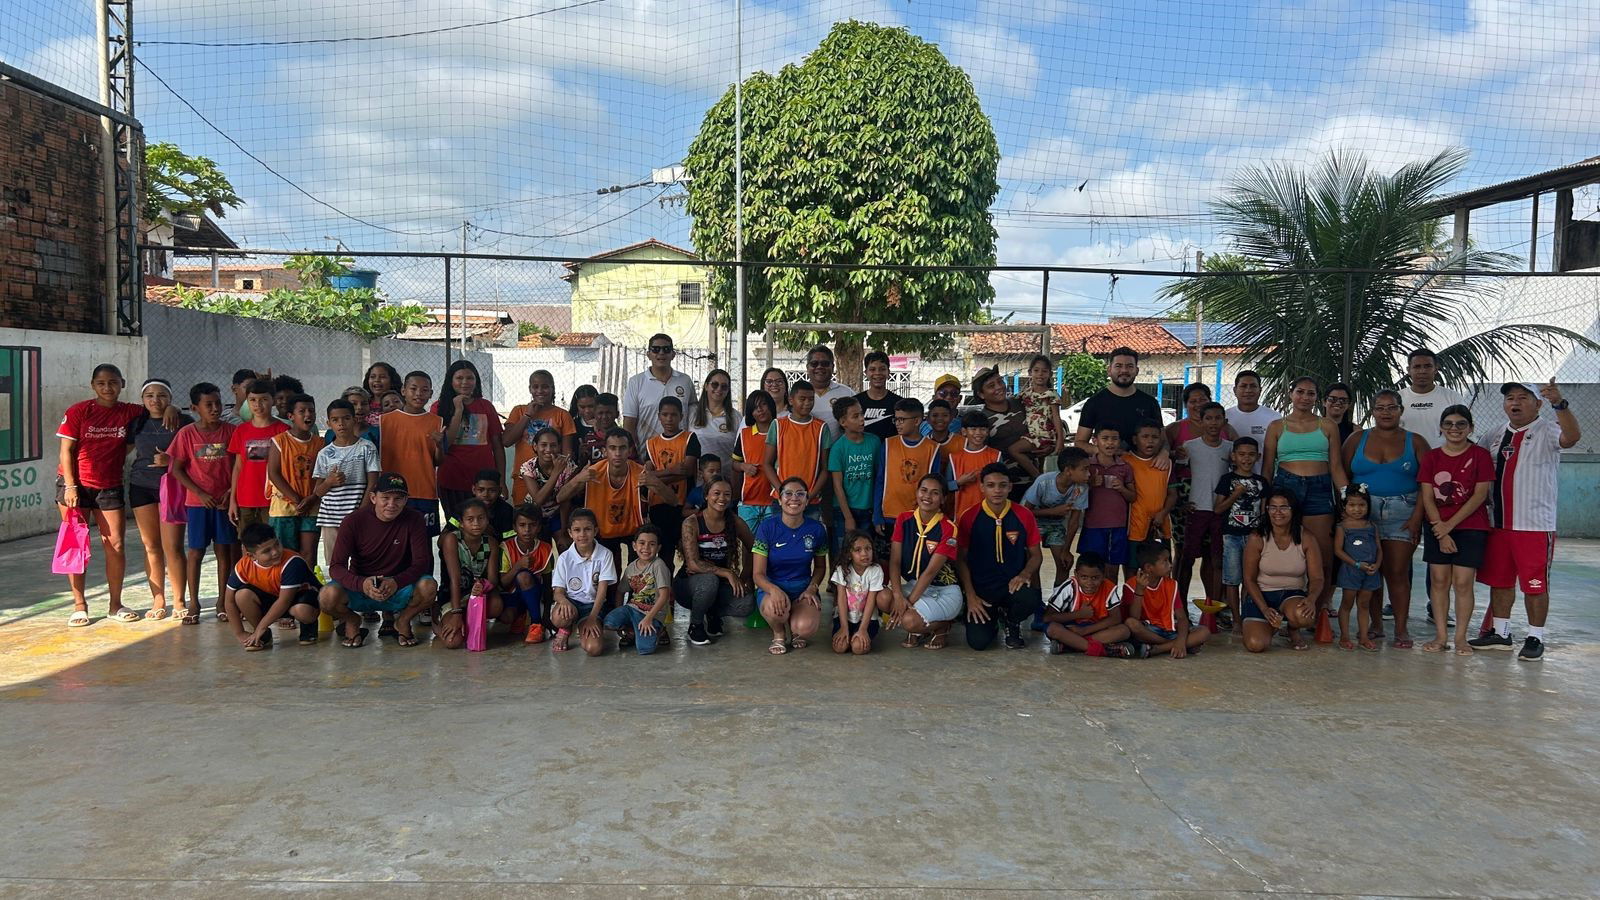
1553,400,1570,411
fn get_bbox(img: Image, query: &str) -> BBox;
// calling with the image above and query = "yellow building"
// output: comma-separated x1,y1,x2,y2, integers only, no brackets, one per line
564,239,715,348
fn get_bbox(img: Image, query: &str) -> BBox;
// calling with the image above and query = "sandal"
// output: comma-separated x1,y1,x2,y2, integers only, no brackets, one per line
767,638,788,655
901,633,925,648
216,609,229,623
340,626,370,648
1455,645,1474,656
1359,636,1378,651
394,630,420,647
146,607,172,621
181,606,201,625
245,631,273,652
552,628,571,652
106,607,142,623
275,617,298,630
925,633,948,650
1338,638,1355,651
67,609,91,628
789,636,808,650
1422,640,1448,653
1392,637,1414,650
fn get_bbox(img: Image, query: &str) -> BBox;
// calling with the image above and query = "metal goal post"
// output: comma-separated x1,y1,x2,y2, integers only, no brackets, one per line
762,322,1051,374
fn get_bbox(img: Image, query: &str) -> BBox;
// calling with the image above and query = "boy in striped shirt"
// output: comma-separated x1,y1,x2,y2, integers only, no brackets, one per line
312,399,379,570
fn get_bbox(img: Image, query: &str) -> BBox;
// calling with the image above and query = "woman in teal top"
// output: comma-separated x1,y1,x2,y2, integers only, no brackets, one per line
1340,388,1430,648
1262,376,1348,628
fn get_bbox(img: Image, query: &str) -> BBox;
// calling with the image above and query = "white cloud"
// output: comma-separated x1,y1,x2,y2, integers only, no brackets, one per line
939,24,1041,100
16,35,100,100
1354,0,1600,92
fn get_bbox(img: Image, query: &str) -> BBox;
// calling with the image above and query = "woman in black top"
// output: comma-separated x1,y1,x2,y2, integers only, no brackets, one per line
127,379,194,620
676,476,756,645
1324,382,1355,446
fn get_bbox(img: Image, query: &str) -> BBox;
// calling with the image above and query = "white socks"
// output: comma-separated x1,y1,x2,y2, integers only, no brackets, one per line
1494,617,1512,637
1528,625,1546,640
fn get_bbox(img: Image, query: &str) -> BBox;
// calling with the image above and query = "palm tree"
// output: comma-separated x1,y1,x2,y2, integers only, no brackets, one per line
1162,149,1597,405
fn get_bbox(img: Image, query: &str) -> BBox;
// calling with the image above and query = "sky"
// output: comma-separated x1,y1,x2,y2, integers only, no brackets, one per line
6,0,1600,322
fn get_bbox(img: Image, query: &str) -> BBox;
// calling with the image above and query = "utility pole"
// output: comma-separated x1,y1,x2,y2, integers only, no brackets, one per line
1194,250,1204,365
732,0,748,403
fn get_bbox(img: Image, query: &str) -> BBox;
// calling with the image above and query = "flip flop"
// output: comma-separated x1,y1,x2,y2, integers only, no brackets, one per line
340,626,370,648
67,610,91,628
146,607,172,621
552,628,571,652
106,607,143,623
245,631,273,652
180,607,201,625
394,630,420,647
1393,638,1415,650
901,633,925,648
925,633,948,650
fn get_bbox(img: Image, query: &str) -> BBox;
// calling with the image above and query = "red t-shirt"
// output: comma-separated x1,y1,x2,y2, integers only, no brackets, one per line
227,420,289,508
56,400,145,488
168,421,237,506
431,397,504,492
1418,445,1495,532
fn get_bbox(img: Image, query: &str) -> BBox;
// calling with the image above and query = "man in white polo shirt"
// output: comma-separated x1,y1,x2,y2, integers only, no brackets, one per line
1223,370,1279,474
1467,379,1579,660
1399,348,1468,449
802,344,856,437
622,333,698,445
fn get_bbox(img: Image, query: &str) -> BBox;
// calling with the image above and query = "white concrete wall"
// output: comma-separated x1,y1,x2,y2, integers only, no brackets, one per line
0,327,147,541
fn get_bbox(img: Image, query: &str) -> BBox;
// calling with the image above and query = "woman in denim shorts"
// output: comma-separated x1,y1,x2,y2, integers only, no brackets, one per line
1341,389,1431,648
1262,376,1348,622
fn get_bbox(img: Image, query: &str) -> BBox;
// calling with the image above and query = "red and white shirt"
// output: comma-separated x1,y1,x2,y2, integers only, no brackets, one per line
57,400,145,488
1480,416,1563,532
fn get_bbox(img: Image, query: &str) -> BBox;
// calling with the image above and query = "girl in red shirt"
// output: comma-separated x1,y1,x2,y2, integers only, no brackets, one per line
432,360,505,521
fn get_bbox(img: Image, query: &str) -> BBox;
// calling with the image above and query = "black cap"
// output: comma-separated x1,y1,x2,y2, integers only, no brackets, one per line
374,471,409,495
1499,382,1536,398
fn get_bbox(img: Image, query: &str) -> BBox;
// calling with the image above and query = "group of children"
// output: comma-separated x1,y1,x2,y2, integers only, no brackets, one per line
57,356,1323,662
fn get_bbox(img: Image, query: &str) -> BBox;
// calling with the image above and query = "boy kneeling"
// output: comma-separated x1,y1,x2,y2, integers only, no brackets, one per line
1124,541,1209,659
1041,551,1143,658
226,523,322,651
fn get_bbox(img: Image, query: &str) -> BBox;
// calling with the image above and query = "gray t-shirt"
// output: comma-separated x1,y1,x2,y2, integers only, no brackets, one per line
1183,436,1234,511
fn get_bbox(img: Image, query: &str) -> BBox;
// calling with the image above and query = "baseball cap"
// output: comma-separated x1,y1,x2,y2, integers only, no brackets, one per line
374,471,409,495
1499,382,1537,398
934,373,961,391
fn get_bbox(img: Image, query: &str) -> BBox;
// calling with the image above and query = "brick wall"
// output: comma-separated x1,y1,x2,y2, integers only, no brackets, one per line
1,80,106,334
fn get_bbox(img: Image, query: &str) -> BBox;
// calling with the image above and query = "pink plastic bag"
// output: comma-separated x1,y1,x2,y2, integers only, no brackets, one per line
466,578,489,652
159,472,187,525
51,510,91,575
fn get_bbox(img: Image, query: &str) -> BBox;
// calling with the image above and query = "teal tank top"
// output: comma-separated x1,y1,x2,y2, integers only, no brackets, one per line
1276,422,1328,463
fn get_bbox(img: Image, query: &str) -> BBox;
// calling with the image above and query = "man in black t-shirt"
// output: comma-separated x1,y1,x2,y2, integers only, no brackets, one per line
856,350,903,440
1073,346,1163,451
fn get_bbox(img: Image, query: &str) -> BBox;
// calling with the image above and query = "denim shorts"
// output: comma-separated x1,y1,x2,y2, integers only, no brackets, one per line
1273,470,1334,516
903,581,964,623
1221,533,1249,586
345,577,436,614
1243,587,1304,622
603,605,663,655
1370,492,1419,542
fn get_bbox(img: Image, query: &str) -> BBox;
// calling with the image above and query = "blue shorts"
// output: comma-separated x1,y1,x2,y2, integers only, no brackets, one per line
406,498,441,536
1273,470,1334,517
1221,533,1249,586
758,579,814,611
1143,624,1178,641
185,507,238,549
738,503,771,532
1337,562,1382,591
1079,527,1129,565
603,605,663,655
1371,492,1418,542
1243,587,1304,623
345,577,436,614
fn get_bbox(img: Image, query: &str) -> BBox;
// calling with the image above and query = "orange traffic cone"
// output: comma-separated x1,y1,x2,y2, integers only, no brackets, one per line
1314,607,1334,644
1199,611,1219,633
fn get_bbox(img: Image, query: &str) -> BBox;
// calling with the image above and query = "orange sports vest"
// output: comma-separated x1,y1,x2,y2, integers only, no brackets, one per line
772,416,826,503
1137,576,1181,631
879,436,941,521
735,425,772,506
585,460,645,539
947,443,1002,522
645,430,694,503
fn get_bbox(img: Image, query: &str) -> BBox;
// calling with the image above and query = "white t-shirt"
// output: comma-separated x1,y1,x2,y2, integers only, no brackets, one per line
1223,405,1281,473
809,381,857,438
830,562,885,623
552,542,617,607
1400,385,1468,448
1479,415,1564,532
622,369,699,444
1183,437,1234,509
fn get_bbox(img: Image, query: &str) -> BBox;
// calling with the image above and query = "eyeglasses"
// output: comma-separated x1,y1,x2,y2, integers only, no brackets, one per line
648,345,674,354
1373,404,1402,413
807,358,832,368
1325,397,1350,404
1441,420,1471,430
1267,505,1293,512
779,489,808,499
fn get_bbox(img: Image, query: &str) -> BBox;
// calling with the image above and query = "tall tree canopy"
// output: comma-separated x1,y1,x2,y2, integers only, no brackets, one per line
1161,149,1598,405
685,21,999,385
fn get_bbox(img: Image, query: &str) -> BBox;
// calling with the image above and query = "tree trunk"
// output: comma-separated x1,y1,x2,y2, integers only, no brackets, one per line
834,330,865,391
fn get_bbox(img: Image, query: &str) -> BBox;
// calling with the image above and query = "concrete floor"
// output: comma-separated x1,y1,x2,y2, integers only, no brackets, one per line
2,528,1598,898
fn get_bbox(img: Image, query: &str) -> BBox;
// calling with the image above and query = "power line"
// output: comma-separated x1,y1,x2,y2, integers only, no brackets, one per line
138,59,461,238
135,0,610,47
469,188,669,241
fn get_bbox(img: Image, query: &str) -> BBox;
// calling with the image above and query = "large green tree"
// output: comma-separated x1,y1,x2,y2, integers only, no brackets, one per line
1160,149,1598,405
175,255,427,338
685,21,999,386
142,141,242,227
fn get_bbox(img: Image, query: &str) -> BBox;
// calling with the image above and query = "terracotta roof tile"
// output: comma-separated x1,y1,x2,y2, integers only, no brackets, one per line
969,322,1187,357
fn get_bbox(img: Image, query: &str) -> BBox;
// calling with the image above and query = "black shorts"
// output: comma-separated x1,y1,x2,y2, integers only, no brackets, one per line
128,483,161,509
1423,528,1488,569
55,476,124,511
234,586,320,612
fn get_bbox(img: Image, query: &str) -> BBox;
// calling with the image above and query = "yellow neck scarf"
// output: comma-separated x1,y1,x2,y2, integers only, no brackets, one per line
910,509,944,572
981,499,1011,563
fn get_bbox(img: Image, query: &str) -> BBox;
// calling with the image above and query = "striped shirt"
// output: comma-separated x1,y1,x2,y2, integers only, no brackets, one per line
1481,416,1562,532
312,438,379,528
